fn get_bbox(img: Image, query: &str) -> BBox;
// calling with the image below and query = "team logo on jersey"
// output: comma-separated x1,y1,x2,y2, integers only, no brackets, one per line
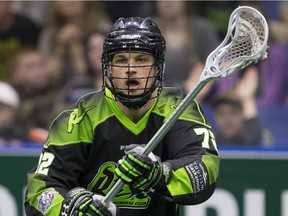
88,162,151,209
37,189,58,214
170,103,178,109
67,107,93,133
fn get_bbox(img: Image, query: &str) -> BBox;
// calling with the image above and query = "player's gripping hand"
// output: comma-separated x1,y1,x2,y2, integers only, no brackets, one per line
115,145,172,197
60,187,119,216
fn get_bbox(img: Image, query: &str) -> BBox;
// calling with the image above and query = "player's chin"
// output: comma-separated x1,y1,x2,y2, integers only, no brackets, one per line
123,89,145,96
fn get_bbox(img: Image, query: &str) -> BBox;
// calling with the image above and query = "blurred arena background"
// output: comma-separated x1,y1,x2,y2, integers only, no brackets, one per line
0,1,287,215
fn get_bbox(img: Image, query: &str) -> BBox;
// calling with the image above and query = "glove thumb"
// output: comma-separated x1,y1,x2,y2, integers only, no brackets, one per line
93,194,119,216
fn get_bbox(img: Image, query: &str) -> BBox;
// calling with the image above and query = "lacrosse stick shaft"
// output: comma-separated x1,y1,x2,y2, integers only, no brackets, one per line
102,5,269,205
142,81,208,155
102,79,208,205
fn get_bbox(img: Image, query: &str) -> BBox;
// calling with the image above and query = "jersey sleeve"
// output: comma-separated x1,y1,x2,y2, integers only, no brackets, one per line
25,104,94,215
161,100,219,205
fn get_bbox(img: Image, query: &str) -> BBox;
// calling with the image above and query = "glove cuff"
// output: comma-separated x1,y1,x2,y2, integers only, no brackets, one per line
61,187,92,216
158,162,172,189
141,161,172,194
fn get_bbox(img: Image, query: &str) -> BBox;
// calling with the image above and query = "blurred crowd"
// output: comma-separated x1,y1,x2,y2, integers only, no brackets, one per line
0,1,287,147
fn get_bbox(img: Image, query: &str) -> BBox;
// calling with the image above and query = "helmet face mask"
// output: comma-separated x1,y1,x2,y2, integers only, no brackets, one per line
102,17,166,110
104,49,162,110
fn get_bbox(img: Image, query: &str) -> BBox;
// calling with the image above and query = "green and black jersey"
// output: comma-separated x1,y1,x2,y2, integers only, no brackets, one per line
25,88,220,216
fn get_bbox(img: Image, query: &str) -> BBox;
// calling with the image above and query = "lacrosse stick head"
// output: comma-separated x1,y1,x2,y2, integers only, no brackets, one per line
201,6,269,81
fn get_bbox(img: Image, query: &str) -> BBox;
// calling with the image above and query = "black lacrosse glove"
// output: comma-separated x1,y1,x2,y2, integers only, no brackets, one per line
115,146,172,197
60,187,119,216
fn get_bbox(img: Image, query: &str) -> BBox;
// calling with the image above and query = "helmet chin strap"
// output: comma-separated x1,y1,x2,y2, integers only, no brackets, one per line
113,86,156,110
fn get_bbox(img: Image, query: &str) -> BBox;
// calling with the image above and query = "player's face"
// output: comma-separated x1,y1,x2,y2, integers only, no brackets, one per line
108,51,157,96
214,104,244,138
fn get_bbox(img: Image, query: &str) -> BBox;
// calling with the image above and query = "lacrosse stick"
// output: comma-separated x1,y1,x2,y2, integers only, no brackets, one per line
102,5,269,205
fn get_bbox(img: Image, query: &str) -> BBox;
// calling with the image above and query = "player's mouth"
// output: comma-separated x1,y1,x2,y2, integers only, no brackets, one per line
126,79,140,90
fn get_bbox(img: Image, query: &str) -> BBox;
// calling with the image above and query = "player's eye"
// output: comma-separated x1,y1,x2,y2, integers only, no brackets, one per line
113,57,128,65
135,55,154,65
136,57,146,63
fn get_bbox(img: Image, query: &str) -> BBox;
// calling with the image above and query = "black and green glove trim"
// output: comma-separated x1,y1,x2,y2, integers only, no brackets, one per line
61,187,114,216
115,152,172,197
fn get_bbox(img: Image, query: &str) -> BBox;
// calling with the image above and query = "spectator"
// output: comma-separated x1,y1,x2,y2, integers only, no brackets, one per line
10,47,58,142
269,1,288,43
38,0,111,86
154,1,220,102
103,1,155,22
211,91,262,146
51,74,95,117
256,3,288,106
0,81,27,146
211,69,274,146
256,40,288,106
52,30,107,115
0,1,40,81
215,66,258,94
196,1,239,40
85,30,107,90
11,1,50,26
241,1,288,106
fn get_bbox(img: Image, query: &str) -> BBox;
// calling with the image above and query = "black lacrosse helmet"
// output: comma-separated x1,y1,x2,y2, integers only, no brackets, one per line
102,17,166,110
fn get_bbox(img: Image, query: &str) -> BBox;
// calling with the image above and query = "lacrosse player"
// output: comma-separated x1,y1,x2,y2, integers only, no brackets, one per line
25,17,219,216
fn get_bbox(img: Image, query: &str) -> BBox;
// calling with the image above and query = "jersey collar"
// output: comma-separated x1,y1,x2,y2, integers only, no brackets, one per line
105,88,156,135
